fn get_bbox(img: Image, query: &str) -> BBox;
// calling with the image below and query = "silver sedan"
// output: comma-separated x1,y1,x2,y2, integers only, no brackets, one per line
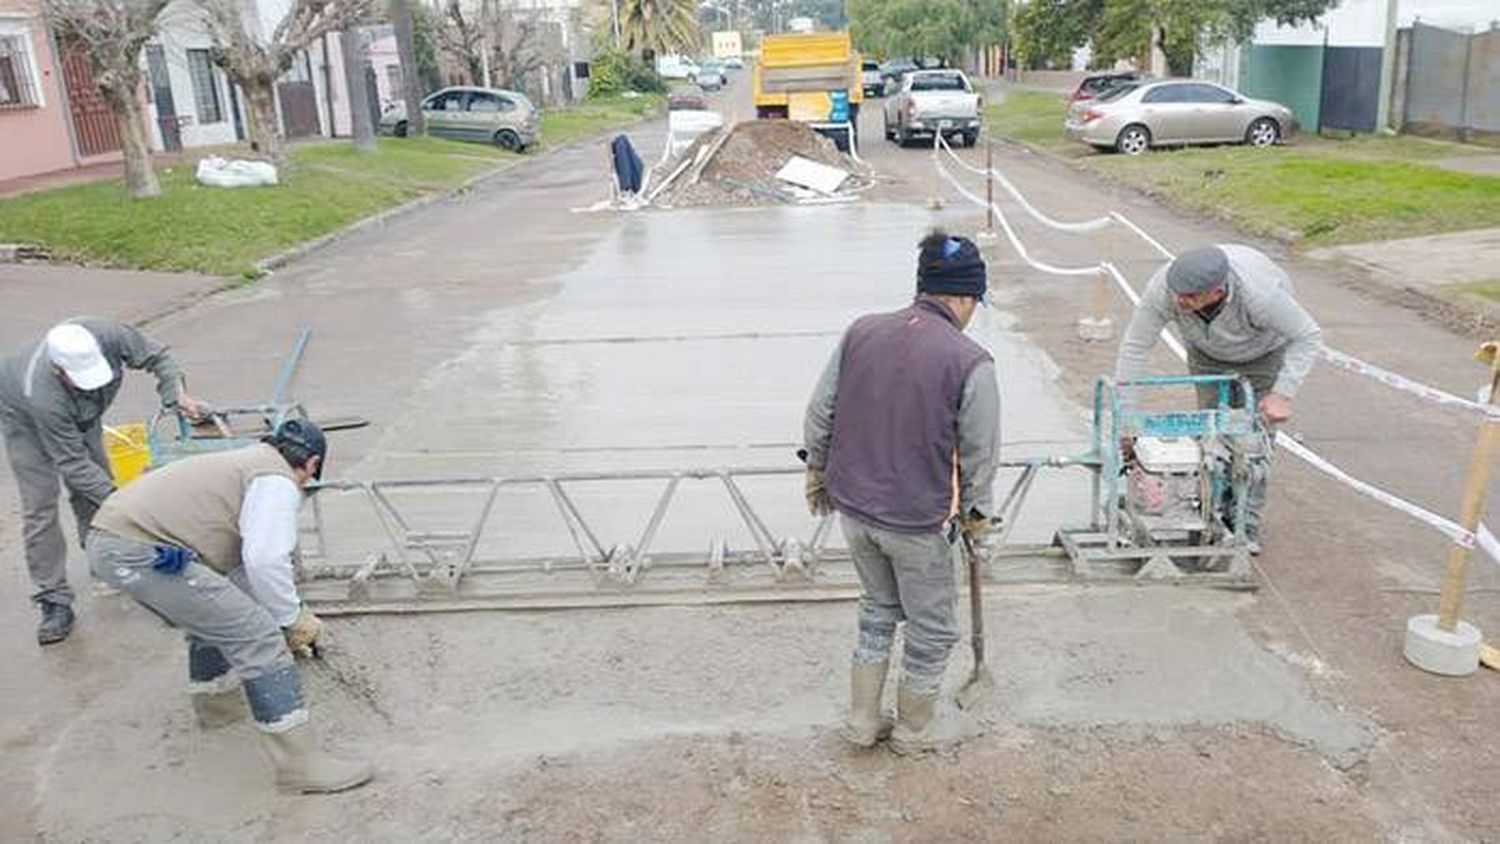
1065,79,1292,155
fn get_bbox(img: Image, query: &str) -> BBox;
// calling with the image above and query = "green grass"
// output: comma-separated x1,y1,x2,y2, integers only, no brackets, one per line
1456,279,1500,302
984,89,1079,155
0,97,661,277
983,86,1500,246
1092,144,1500,246
540,94,663,147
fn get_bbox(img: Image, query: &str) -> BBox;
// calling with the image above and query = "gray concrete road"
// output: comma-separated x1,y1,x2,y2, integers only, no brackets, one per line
0,78,1497,840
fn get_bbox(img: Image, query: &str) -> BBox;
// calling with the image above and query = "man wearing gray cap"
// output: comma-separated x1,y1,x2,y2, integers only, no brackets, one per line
803,230,1000,754
1116,244,1322,551
0,318,206,645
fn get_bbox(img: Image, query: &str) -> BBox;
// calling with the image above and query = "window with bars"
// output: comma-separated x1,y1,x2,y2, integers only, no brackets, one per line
0,33,41,109
187,48,223,123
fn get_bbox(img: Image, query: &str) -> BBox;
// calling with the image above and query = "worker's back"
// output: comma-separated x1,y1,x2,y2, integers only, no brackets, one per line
824,300,989,534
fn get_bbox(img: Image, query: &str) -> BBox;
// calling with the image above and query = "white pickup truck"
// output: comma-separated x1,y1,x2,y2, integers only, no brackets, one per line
882,69,983,147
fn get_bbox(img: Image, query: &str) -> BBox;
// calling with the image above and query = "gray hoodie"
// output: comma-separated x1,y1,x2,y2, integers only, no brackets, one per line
0,317,185,506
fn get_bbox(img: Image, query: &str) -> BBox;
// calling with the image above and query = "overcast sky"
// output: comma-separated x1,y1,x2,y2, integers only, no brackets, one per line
1398,0,1499,28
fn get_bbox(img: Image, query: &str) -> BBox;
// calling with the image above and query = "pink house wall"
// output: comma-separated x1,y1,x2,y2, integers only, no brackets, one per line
0,1,76,181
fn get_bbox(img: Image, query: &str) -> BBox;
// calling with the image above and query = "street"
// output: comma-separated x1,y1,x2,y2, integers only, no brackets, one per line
3,77,1499,840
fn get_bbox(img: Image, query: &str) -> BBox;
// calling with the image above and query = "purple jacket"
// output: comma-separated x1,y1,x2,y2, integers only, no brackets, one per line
805,299,998,534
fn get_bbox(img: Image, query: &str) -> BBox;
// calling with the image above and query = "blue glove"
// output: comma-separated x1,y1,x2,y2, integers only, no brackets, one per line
151,544,192,574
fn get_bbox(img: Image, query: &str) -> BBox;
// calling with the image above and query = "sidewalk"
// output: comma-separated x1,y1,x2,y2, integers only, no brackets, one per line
0,264,224,346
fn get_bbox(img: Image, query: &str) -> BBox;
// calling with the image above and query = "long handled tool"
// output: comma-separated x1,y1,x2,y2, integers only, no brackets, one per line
956,532,996,710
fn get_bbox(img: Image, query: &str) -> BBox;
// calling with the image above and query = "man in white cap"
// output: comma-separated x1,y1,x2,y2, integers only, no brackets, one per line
1115,244,1322,551
0,318,205,644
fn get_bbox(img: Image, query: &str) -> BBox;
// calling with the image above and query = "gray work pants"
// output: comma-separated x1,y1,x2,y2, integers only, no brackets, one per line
87,530,305,727
2,416,108,607
841,514,960,694
1187,345,1280,541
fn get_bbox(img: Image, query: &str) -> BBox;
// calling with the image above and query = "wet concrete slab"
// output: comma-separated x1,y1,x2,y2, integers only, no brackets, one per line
310,202,1096,582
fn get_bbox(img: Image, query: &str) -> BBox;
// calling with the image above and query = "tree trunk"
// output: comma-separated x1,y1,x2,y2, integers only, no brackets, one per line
116,95,160,199
390,0,424,134
340,27,378,152
245,80,284,163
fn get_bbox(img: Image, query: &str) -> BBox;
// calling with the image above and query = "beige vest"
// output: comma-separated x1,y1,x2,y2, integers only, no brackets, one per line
93,443,299,574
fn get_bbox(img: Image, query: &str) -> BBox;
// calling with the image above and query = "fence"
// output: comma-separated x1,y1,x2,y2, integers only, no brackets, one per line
1402,22,1500,143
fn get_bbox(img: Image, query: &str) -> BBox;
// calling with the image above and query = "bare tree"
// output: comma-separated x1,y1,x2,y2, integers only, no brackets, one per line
339,26,376,151
389,0,424,134
491,9,559,95
198,0,373,162
433,0,484,84
41,0,170,198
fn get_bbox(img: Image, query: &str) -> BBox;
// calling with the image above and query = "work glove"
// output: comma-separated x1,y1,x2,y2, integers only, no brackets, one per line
282,607,324,659
805,468,834,517
960,510,998,541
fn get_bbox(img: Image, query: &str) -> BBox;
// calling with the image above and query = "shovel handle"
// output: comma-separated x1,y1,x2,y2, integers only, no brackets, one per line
963,533,985,666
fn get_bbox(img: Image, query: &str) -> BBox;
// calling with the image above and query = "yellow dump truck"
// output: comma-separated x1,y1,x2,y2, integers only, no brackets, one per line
753,32,864,150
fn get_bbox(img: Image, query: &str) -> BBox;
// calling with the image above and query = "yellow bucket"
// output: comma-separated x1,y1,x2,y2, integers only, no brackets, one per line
104,423,151,486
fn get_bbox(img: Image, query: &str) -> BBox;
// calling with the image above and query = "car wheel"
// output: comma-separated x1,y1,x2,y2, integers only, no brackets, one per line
393,121,408,138
494,129,523,152
962,131,978,148
884,119,895,141
1246,117,1280,148
1115,124,1151,155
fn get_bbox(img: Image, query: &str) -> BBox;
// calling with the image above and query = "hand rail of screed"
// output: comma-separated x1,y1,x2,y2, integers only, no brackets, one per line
272,327,311,406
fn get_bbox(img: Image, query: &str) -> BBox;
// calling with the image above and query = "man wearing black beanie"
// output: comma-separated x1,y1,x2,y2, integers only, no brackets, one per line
802,230,1000,755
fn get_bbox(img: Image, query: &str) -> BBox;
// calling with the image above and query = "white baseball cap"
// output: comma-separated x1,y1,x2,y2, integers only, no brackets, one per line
45,324,114,390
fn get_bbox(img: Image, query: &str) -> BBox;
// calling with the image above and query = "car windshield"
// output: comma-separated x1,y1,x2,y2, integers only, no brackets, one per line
1097,83,1139,103
910,73,967,92
862,61,879,71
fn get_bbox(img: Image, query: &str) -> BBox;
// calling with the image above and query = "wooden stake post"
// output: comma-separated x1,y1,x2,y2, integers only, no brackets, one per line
1437,342,1500,631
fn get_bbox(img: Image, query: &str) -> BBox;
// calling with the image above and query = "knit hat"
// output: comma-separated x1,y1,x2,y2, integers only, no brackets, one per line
1166,246,1231,294
916,233,987,300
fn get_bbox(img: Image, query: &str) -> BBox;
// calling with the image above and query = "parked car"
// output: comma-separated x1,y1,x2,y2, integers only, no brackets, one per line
656,54,700,80
861,60,884,97
695,59,728,90
722,55,745,69
1064,79,1291,155
1068,70,1147,103
379,86,540,151
883,69,983,147
879,57,919,83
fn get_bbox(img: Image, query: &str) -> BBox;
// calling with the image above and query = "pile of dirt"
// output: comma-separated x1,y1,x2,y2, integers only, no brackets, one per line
656,120,871,207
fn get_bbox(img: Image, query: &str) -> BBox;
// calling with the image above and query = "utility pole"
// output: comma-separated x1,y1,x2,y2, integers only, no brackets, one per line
1375,0,1399,132
340,26,377,151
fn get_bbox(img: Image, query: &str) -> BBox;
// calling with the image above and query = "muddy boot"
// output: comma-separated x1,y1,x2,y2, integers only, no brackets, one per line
888,684,975,756
837,660,893,747
36,601,74,646
259,722,374,794
191,688,248,729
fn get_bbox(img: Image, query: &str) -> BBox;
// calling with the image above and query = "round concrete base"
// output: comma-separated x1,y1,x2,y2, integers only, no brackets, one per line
1077,317,1115,342
1403,614,1482,676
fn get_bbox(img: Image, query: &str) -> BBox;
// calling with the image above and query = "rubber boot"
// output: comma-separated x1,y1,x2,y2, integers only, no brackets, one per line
36,601,74,646
258,722,374,794
191,688,248,729
889,684,975,756
837,660,893,747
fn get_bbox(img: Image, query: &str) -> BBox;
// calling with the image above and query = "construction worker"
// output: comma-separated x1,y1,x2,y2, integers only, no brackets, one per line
803,231,1000,755
0,318,205,645
86,419,373,794
1115,244,1322,551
